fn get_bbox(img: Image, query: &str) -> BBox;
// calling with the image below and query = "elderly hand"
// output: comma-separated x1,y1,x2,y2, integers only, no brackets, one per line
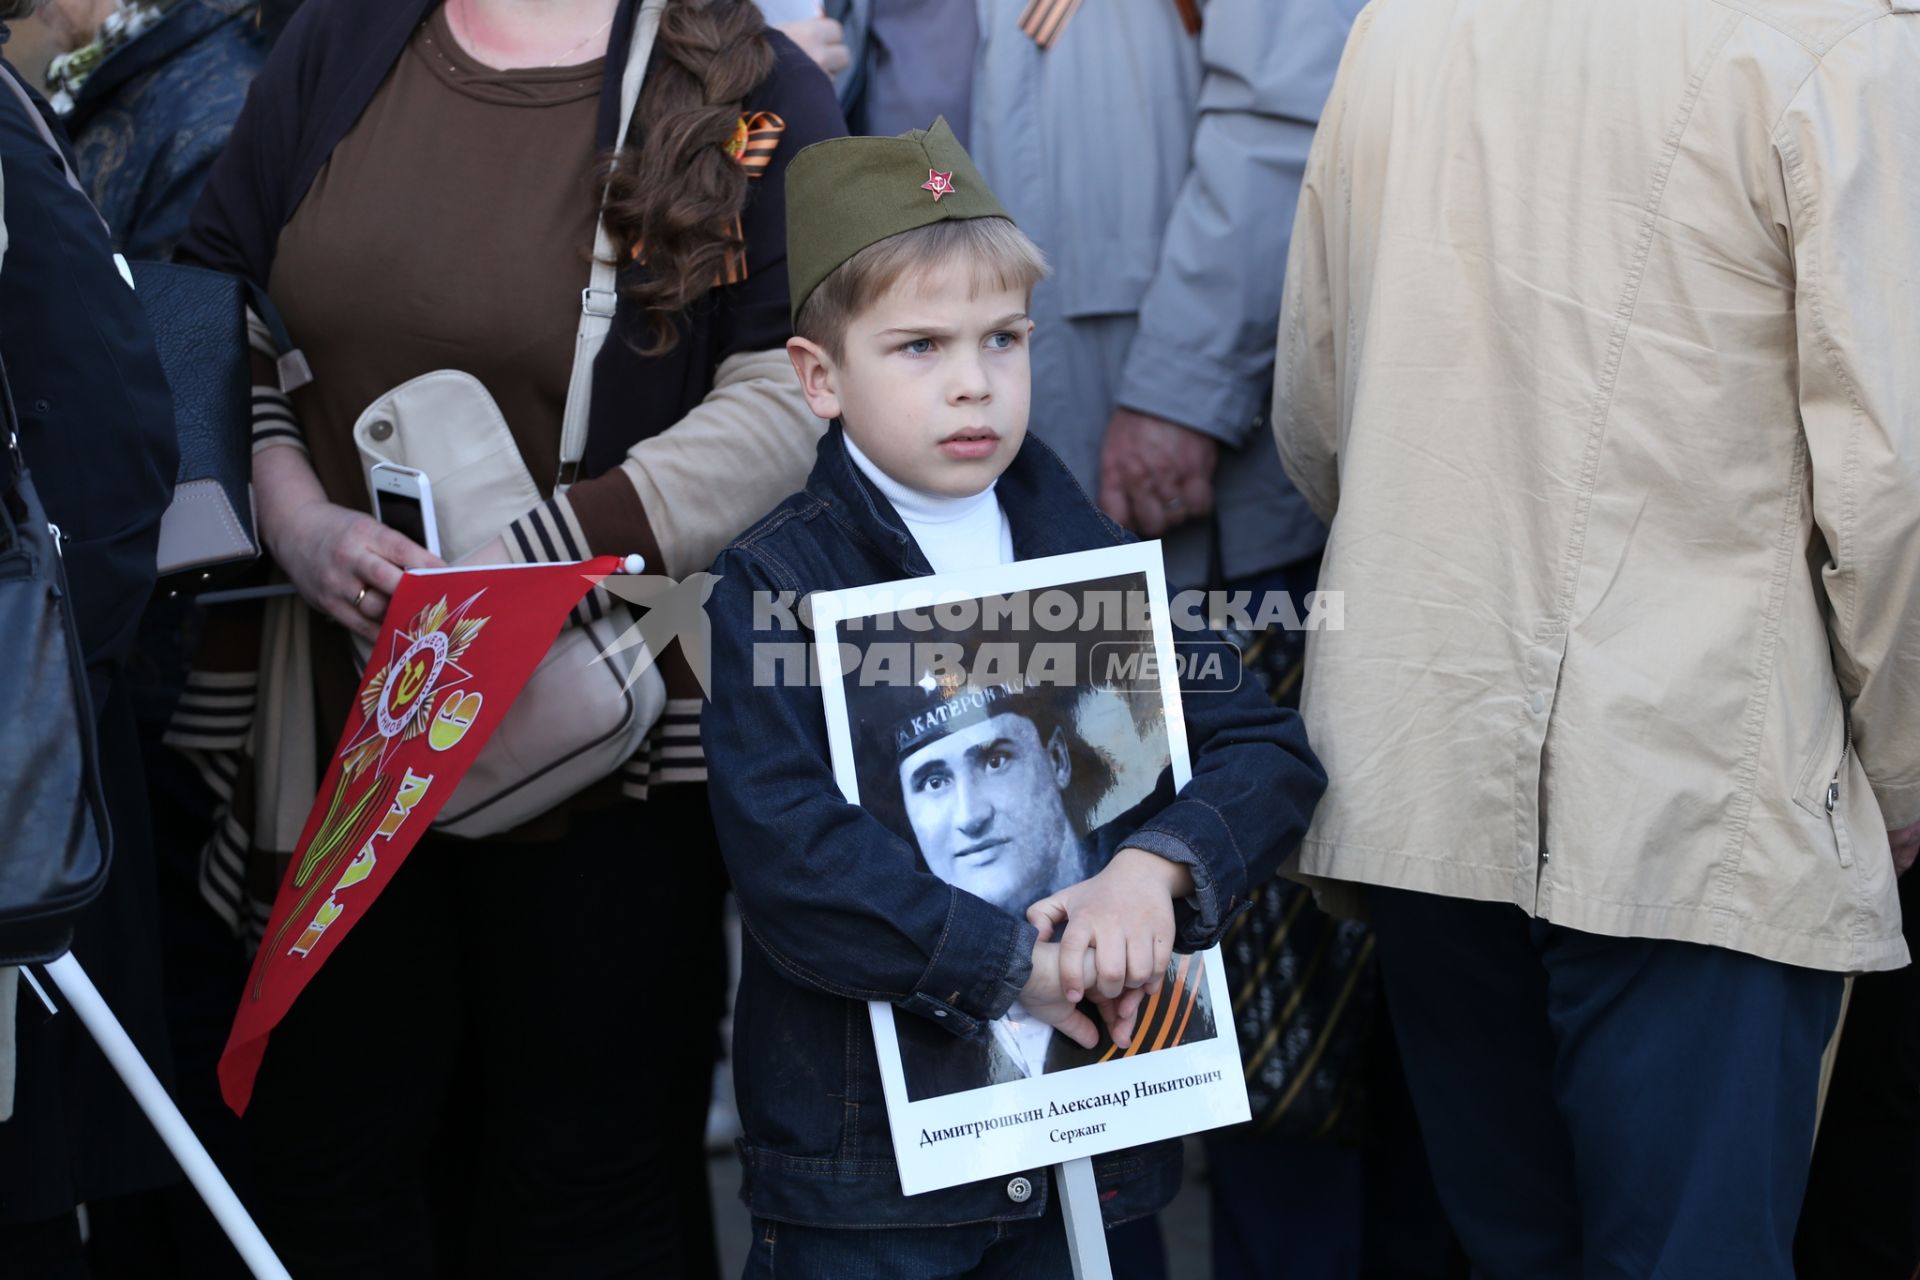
1892,819,1920,876
778,15,850,77
1026,847,1195,1006
1097,408,1218,538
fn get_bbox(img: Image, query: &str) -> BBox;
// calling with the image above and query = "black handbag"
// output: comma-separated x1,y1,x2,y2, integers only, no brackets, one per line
0,354,111,966
131,260,268,587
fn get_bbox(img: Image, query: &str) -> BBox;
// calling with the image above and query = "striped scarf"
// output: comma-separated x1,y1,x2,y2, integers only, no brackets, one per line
629,110,784,288
1016,0,1200,50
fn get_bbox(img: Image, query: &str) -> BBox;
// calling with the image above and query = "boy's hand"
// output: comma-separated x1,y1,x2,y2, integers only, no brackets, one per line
1021,938,1103,1050
1091,986,1149,1051
1023,935,1153,1051
1026,848,1195,1004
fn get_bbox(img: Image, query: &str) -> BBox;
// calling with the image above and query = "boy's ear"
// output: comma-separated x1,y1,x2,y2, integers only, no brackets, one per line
786,336,842,422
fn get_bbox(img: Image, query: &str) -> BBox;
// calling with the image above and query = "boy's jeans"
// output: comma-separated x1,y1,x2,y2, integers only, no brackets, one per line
744,1206,1073,1279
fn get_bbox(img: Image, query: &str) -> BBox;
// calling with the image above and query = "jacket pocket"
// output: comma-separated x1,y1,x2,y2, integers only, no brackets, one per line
1791,692,1843,821
1791,693,1855,869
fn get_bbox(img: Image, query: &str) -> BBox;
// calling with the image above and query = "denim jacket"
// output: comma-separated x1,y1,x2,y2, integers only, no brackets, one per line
702,425,1325,1228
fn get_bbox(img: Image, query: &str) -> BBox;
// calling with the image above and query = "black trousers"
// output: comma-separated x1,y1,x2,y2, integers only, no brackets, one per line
243,789,729,1279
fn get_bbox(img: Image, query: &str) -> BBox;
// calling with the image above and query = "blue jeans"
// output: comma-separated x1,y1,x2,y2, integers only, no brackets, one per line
744,1207,1073,1279
1369,885,1844,1280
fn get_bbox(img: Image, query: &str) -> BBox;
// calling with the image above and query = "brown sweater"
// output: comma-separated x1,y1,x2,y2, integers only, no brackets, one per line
270,7,653,562
271,11,659,835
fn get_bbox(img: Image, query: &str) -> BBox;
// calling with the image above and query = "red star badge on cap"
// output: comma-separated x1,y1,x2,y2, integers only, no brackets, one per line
921,169,956,202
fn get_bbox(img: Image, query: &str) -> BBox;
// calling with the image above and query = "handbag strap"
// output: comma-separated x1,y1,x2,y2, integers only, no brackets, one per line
556,0,668,490
1,338,21,502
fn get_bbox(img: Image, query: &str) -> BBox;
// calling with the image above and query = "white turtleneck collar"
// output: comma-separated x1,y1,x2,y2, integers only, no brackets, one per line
843,433,1015,575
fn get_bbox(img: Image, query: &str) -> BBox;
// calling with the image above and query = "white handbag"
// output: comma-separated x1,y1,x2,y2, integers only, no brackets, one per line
349,0,669,838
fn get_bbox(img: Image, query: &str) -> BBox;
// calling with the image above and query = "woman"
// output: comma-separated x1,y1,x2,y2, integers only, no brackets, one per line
175,0,842,1273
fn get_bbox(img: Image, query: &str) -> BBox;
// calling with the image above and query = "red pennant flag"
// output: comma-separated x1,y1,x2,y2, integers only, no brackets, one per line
218,557,621,1115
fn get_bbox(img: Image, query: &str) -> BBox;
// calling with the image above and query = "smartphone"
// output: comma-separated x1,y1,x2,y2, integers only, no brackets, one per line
369,462,441,557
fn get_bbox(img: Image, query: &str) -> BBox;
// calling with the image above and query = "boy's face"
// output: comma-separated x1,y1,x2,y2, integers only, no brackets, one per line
788,261,1033,497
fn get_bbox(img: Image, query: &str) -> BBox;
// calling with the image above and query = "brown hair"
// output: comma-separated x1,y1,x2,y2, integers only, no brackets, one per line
604,0,775,355
794,217,1050,362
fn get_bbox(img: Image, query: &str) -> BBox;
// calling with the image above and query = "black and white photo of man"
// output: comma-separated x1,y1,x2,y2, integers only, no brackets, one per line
846,615,1219,1103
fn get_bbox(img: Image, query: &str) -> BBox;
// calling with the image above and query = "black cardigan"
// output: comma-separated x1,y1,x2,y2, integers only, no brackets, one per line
176,0,845,478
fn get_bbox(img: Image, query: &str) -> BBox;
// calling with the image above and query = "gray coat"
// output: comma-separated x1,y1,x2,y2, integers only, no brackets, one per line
827,0,1363,584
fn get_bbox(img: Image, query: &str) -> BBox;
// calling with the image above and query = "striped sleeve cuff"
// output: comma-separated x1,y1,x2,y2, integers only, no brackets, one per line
504,493,613,625
163,669,258,753
252,384,307,455
246,308,308,457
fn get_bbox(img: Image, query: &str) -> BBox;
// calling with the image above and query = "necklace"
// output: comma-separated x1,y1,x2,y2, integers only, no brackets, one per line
547,13,616,66
449,0,615,68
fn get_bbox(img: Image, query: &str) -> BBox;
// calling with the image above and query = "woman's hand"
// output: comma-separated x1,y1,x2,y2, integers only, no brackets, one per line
1026,848,1194,1004
255,446,443,640
276,504,443,640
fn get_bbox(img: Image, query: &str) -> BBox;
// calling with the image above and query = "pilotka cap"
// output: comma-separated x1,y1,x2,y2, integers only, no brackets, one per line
784,116,1014,325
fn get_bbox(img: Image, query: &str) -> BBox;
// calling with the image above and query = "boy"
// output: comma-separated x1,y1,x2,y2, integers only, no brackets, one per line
702,120,1325,1275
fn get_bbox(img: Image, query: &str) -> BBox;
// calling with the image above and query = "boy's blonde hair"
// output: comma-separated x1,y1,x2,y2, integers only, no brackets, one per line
794,217,1050,362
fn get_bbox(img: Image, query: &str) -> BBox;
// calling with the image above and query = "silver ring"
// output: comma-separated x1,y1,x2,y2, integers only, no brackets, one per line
1165,497,1184,513
353,585,369,608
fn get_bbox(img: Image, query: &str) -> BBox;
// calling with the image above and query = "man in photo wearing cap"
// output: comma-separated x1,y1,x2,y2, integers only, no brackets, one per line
701,120,1324,1272
893,677,1088,923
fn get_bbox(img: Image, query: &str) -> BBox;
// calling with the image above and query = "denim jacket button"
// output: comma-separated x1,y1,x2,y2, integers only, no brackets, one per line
1006,1176,1033,1204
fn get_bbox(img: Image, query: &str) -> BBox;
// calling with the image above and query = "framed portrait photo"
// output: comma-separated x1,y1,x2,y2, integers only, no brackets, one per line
812,542,1250,1196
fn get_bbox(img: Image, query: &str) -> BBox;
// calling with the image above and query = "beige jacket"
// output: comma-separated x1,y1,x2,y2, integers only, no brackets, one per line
1274,0,1919,972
